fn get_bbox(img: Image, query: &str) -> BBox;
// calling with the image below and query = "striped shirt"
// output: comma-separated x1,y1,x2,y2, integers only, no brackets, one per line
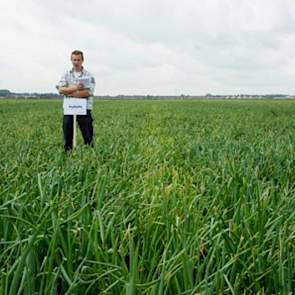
56,67,95,110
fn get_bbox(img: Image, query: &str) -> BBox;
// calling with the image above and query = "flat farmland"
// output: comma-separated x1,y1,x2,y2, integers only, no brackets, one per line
1,99,295,294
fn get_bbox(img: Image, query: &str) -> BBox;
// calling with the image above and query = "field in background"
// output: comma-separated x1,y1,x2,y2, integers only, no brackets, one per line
1,99,295,294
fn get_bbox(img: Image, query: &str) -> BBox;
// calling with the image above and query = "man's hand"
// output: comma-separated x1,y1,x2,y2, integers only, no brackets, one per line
71,89,91,98
73,83,84,91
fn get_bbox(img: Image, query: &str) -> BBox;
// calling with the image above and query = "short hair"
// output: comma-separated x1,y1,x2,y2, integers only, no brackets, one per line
71,50,84,61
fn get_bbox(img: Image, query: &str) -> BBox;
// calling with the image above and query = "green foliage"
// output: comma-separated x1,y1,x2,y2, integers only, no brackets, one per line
0,99,295,294
0,90,11,97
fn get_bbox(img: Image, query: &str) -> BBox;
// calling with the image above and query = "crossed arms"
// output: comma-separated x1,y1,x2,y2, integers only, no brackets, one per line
58,84,91,98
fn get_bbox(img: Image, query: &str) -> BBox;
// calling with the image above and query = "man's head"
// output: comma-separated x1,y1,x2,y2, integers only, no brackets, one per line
71,50,84,71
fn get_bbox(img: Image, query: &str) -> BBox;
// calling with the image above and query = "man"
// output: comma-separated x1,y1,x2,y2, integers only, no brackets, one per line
56,50,95,151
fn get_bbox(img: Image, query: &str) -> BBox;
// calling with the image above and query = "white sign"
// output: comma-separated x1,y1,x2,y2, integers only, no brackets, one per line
63,98,87,115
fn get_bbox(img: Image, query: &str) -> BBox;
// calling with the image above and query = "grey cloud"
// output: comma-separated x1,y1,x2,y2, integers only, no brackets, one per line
1,0,295,94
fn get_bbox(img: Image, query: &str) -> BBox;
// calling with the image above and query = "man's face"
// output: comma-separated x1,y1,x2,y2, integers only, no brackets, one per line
71,54,83,70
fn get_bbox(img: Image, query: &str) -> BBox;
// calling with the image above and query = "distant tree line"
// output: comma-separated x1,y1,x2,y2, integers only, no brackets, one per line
0,89,11,97
0,89,61,99
0,89,294,100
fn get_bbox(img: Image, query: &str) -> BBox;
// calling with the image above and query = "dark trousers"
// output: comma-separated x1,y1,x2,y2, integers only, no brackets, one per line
63,110,94,150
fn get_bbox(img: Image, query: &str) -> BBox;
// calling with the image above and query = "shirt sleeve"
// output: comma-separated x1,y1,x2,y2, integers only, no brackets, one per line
88,75,95,96
56,72,68,90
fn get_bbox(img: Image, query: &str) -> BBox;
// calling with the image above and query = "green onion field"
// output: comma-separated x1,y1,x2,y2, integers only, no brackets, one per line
1,99,295,294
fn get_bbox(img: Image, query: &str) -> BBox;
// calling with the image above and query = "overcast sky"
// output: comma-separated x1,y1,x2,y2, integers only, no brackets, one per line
1,0,295,95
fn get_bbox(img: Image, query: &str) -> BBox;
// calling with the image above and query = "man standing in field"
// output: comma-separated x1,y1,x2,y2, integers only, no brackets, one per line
56,50,95,151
